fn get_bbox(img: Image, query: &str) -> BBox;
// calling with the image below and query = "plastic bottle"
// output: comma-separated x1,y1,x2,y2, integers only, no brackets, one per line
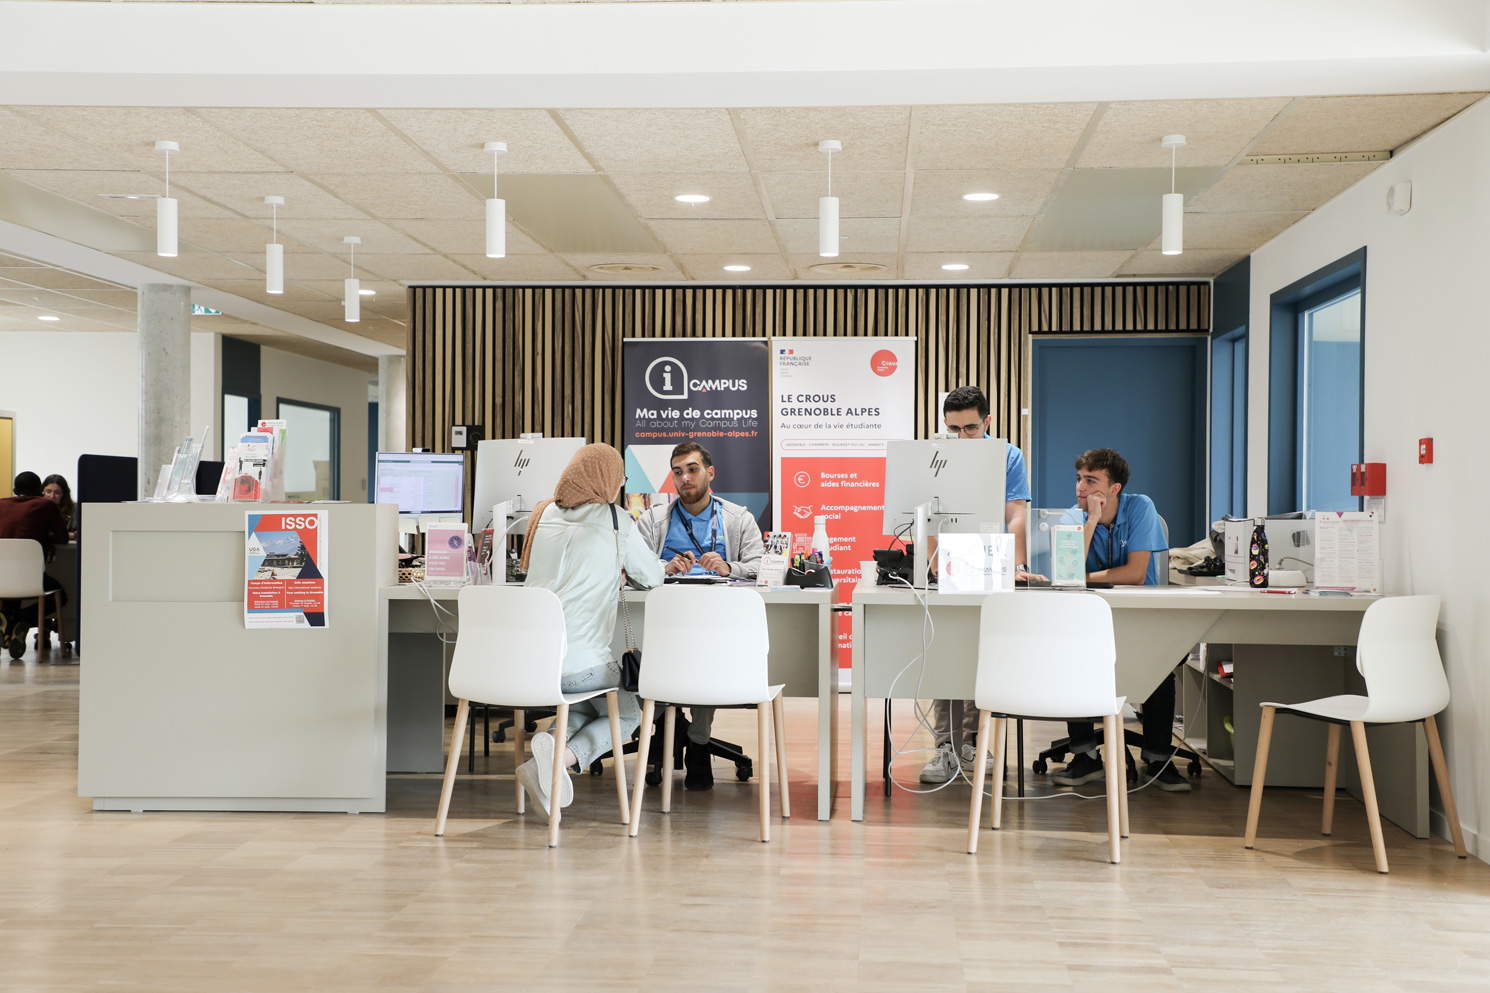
811,515,833,571
1248,518,1269,588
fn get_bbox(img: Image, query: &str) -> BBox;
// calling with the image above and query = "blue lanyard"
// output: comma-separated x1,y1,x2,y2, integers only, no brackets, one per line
674,498,720,556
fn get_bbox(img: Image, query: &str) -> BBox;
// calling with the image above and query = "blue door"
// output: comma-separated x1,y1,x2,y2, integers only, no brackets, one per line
1031,336,1208,546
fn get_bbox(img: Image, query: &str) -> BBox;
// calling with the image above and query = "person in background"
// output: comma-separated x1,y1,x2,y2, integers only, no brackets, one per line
636,441,765,790
1051,448,1189,792
0,472,70,659
516,444,665,817
42,474,76,539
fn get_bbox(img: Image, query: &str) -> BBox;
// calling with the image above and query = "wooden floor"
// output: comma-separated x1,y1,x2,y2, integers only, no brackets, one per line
4,645,1489,993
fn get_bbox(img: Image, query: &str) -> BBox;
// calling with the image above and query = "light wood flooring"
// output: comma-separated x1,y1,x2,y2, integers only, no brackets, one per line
3,643,1489,993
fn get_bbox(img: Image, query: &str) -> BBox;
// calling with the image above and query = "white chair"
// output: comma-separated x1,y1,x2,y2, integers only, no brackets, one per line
0,539,62,659
967,592,1130,863
433,585,630,848
627,585,789,842
1244,595,1467,874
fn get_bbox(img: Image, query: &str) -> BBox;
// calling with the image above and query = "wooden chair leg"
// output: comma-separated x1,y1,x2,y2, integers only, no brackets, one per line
660,706,677,814
1102,714,1122,864
1118,754,1130,839
628,698,656,837
1244,705,1276,850
1424,715,1468,858
1350,721,1389,874
513,708,526,814
605,691,630,825
772,693,790,819
36,596,45,655
966,709,991,854
990,716,1008,832
757,699,771,843
547,704,570,848
1321,723,1341,836
434,698,470,837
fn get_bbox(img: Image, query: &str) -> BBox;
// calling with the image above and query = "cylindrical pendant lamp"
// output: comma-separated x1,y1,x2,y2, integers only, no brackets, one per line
343,235,361,323
265,196,286,294
485,141,507,258
819,196,840,257
155,140,179,258
1161,193,1183,255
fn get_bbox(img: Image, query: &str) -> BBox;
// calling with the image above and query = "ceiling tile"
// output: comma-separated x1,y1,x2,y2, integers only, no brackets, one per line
608,173,765,219
1077,98,1291,168
115,252,262,281
0,109,128,171
560,109,748,173
910,170,1061,217
0,286,107,310
0,267,123,292
377,108,594,174
19,106,288,174
915,104,1098,170
676,255,793,280
1188,162,1379,213
762,171,904,219
309,173,482,220
194,108,440,174
451,254,584,281
388,219,548,256
736,107,911,172
225,250,352,281
200,279,339,306
563,255,684,279
1254,93,1486,154
175,173,370,221
648,218,778,255
903,253,1015,280
905,216,1032,253
9,171,234,218
1009,251,1133,279
177,217,303,254
789,254,900,279
1141,211,1307,251
275,219,432,255
60,289,139,309
355,254,481,282
774,217,900,254
1118,250,1246,277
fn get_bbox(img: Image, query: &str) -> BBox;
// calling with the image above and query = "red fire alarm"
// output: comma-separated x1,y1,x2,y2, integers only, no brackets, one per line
1419,438,1433,464
1350,462,1387,497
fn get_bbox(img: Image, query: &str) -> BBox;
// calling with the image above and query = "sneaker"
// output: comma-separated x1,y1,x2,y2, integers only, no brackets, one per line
527,732,574,808
684,738,714,791
1147,760,1192,793
7,620,29,660
919,742,960,784
959,742,996,775
1052,752,1106,786
514,759,552,818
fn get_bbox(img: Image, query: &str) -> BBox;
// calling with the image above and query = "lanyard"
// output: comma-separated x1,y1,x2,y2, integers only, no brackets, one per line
1096,495,1121,567
674,498,720,556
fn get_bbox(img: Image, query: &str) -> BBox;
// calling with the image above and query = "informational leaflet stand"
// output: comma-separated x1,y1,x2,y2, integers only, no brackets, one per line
1314,510,1381,592
1051,525,1086,587
937,533,1015,594
425,526,470,587
245,511,328,628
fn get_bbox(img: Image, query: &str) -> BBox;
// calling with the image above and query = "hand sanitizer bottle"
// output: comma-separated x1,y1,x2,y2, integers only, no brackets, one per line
811,515,832,571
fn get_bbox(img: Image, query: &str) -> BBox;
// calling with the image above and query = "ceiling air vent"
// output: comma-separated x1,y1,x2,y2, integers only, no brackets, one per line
809,262,887,275
588,262,664,274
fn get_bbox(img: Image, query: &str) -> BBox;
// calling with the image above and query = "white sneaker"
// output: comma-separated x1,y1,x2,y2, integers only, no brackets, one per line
528,731,574,808
515,759,552,818
919,742,960,784
960,742,996,774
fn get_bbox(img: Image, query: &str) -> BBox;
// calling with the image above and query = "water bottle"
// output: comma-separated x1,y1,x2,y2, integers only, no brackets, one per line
811,515,833,570
1248,518,1269,589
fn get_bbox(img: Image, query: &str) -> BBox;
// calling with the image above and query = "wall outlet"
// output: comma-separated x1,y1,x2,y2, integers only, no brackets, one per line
1333,645,1348,657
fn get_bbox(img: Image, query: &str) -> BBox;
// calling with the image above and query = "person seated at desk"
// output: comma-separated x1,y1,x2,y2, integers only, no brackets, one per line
637,441,764,790
1051,448,1190,792
921,385,1038,785
42,474,77,541
517,443,665,816
0,471,70,658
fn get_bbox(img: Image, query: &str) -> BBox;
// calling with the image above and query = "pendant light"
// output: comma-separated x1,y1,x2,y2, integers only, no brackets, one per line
264,196,285,295
343,236,361,323
485,141,507,258
1161,134,1186,256
818,139,841,258
155,140,179,257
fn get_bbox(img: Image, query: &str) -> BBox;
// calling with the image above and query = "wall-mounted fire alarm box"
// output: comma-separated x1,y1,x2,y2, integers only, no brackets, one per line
1350,462,1386,497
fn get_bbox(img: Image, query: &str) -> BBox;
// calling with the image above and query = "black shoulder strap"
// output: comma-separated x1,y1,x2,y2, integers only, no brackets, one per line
609,503,619,532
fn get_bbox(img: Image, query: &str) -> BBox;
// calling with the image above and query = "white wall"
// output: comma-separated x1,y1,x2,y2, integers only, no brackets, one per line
259,346,374,502
1248,96,1490,856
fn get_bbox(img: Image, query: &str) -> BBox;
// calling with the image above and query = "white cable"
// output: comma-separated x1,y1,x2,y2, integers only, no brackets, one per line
413,580,460,646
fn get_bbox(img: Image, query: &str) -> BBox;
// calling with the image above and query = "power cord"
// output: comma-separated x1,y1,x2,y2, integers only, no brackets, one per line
413,580,461,646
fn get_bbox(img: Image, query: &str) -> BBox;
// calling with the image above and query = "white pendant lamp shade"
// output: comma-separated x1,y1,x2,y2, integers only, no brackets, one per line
343,235,361,323
155,140,179,258
264,195,285,294
1160,134,1186,256
818,139,842,258
485,141,507,258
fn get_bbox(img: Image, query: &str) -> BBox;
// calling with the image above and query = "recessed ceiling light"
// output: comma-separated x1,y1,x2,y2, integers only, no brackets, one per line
99,193,161,201
675,194,711,204
723,265,751,272
359,288,376,296
588,262,664,274
941,264,970,271
962,193,1000,202
37,315,59,321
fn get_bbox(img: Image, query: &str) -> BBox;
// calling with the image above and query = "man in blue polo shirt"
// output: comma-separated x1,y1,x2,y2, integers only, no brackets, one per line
1051,448,1189,792
920,386,1039,784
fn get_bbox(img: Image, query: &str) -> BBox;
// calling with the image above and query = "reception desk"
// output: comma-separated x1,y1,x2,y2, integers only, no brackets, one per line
78,502,398,813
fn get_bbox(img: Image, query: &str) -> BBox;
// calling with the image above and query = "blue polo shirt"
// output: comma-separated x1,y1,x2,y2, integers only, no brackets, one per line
661,498,726,576
1060,492,1167,586
992,438,1032,503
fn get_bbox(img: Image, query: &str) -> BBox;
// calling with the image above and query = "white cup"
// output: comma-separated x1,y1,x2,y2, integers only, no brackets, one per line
859,560,878,585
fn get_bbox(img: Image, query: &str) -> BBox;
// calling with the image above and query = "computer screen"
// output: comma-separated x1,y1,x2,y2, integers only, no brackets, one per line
882,438,1009,538
470,437,588,534
374,452,465,515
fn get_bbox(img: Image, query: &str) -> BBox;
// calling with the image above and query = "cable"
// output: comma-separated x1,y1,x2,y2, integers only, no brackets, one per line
413,580,461,646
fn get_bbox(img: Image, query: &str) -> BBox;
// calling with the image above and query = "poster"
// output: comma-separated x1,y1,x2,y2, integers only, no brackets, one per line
772,337,916,665
622,338,772,530
245,511,328,628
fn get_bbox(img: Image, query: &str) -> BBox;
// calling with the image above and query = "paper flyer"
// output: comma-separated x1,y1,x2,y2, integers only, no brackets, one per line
245,511,329,628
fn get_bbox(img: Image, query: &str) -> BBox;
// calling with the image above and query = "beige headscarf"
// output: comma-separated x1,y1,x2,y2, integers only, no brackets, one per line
519,443,625,571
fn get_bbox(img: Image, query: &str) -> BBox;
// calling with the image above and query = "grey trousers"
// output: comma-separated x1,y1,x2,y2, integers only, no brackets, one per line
931,699,981,751
558,662,641,769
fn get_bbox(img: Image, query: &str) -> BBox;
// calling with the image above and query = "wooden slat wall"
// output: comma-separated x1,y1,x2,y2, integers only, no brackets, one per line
409,282,1209,471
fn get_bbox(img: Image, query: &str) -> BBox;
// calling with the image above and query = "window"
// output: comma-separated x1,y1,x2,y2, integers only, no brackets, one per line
277,399,341,501
1209,327,1246,522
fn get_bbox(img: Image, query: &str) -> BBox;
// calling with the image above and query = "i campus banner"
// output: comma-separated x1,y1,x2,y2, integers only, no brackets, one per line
621,338,772,529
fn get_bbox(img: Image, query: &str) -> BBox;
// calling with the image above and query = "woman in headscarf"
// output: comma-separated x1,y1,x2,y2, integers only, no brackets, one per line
516,443,664,815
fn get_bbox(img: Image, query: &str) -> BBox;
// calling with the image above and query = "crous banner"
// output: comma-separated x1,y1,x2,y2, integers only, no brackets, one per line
772,337,916,667
622,338,772,530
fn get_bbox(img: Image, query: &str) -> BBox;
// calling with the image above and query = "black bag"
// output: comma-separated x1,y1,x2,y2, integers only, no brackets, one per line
612,505,641,692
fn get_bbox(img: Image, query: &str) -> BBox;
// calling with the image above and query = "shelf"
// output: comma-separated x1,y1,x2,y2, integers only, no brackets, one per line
1209,671,1234,690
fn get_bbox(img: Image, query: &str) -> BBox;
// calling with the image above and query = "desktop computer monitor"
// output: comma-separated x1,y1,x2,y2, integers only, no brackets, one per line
470,437,588,534
374,452,465,515
882,438,1009,538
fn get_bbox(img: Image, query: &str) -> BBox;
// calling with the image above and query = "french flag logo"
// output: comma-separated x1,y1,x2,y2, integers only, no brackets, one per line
779,348,794,355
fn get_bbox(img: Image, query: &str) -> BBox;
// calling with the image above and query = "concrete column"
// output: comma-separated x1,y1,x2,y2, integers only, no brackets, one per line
378,355,407,452
137,284,192,498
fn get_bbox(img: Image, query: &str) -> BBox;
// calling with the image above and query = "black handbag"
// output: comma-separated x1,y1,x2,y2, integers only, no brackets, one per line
612,505,641,693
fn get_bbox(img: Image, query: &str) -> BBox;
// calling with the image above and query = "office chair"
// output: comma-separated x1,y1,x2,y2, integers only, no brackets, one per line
0,539,64,660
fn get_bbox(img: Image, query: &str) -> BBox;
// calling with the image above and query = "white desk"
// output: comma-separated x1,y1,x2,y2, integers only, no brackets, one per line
379,584,841,820
849,587,1428,837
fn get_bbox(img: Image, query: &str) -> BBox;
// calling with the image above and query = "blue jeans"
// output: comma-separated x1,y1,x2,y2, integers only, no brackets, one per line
558,662,641,769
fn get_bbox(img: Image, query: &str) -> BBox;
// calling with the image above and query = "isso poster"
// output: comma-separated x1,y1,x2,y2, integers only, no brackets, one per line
244,511,329,628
